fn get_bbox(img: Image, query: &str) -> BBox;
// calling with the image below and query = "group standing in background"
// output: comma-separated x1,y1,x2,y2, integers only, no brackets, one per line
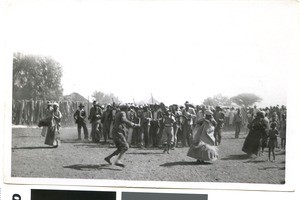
37,99,287,165
77,101,287,154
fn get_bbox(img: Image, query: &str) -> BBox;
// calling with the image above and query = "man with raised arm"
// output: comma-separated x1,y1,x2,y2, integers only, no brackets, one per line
104,104,139,167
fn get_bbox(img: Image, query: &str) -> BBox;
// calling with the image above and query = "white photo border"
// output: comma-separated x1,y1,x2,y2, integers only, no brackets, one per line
2,0,299,193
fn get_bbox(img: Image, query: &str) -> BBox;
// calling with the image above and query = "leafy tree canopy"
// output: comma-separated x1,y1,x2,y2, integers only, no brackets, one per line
13,52,64,101
230,93,262,107
91,90,121,105
202,93,232,107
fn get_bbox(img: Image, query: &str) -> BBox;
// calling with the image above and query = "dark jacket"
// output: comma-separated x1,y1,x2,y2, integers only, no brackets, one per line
74,109,87,124
88,106,102,123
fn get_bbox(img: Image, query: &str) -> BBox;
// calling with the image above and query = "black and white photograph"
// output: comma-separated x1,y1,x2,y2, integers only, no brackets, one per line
2,0,299,191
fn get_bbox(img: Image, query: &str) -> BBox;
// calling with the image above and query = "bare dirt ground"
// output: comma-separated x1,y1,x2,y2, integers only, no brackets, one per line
11,127,285,184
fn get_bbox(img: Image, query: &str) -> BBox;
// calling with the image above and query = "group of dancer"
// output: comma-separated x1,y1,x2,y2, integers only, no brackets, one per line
242,109,286,162
38,100,286,167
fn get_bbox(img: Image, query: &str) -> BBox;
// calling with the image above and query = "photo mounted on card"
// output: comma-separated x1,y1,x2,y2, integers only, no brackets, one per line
122,192,208,200
31,189,116,200
2,0,298,192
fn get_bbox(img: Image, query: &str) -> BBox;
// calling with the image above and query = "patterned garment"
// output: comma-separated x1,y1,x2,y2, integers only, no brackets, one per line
44,109,62,146
187,119,218,161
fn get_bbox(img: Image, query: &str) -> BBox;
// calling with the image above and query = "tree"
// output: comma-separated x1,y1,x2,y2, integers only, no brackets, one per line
13,52,63,101
202,93,232,107
91,91,121,105
230,93,262,107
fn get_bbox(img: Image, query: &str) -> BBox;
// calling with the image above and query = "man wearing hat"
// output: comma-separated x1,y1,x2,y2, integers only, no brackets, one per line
126,105,138,146
88,100,102,143
181,101,196,147
104,104,139,167
150,104,162,147
140,104,153,148
213,105,225,145
73,103,89,141
161,108,176,153
102,104,113,143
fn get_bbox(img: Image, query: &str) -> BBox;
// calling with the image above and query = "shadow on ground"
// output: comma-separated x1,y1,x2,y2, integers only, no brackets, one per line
63,164,122,171
221,154,250,160
61,139,115,149
160,161,212,167
73,144,115,149
277,151,286,155
244,160,266,163
15,135,40,138
258,166,284,170
61,139,87,144
12,146,55,150
127,152,163,155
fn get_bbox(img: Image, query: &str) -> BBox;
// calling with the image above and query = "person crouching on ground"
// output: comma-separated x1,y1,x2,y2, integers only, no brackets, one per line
104,104,139,167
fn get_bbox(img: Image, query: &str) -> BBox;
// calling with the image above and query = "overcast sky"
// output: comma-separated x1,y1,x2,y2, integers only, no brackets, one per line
4,0,299,106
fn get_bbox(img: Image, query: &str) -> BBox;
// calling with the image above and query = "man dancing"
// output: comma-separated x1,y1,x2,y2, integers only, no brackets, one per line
104,104,139,167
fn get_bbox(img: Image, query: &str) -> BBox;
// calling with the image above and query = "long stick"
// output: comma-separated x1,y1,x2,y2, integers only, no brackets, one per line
88,96,90,115
151,93,154,104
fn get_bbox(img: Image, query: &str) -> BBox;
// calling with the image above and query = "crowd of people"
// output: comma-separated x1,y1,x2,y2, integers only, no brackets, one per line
38,100,287,166
242,106,286,161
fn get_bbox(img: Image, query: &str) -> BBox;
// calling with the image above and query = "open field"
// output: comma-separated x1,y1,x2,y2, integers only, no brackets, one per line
11,127,285,184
